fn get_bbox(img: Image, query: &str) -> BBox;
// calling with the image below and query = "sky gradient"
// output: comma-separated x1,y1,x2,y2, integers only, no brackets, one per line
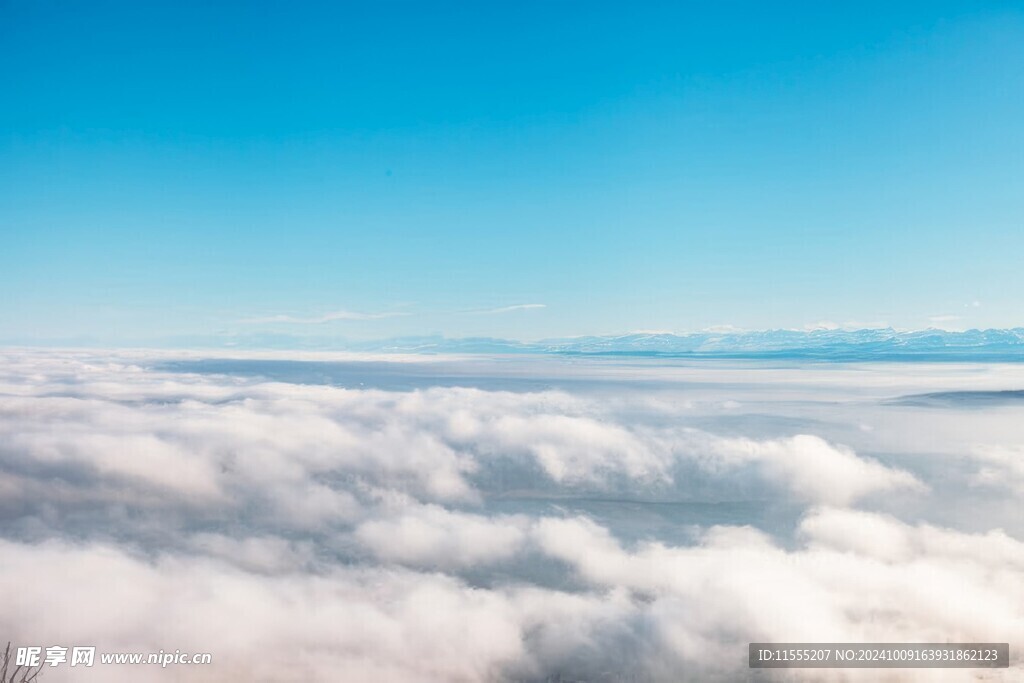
2,1,1023,344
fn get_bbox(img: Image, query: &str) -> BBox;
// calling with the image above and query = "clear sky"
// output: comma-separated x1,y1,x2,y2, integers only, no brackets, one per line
2,1,1023,344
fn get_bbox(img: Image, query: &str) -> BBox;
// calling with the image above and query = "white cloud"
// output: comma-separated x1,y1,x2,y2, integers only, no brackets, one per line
470,303,546,315
240,309,409,324
534,511,1024,677
355,505,530,569
702,324,745,333
0,350,1021,681
929,314,962,325
968,445,1024,494
702,434,925,505
187,533,318,573
0,539,530,683
0,355,925,523
804,320,840,331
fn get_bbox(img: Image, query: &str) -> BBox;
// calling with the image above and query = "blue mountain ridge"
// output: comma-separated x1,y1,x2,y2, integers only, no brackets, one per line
32,328,1023,360
345,328,1024,360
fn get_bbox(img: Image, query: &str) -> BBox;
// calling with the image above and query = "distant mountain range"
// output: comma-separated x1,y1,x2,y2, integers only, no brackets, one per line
346,328,1024,360
10,328,1024,361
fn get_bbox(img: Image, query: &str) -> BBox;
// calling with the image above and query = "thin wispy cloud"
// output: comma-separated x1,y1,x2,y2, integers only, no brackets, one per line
240,310,410,324
469,303,547,315
240,304,544,325
803,320,891,332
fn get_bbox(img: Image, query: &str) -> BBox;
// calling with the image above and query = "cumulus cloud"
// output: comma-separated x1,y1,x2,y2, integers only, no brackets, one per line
0,350,1020,681
355,505,530,569
534,510,1024,677
702,434,925,505
4,509,1020,682
0,539,531,683
968,445,1024,493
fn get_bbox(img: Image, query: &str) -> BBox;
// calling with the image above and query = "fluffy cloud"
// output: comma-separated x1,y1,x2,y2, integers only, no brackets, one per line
0,538,529,683
535,510,1024,678
702,433,925,505
355,505,530,569
968,444,1024,494
0,354,919,523
3,508,1022,682
0,350,1020,681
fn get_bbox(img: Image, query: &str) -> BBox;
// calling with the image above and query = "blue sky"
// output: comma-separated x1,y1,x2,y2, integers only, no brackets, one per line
2,1,1023,344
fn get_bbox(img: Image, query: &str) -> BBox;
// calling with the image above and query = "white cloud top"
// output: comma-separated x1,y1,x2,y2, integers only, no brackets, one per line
0,350,1020,681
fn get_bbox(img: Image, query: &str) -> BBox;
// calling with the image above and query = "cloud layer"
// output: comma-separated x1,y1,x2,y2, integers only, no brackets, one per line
0,350,1021,681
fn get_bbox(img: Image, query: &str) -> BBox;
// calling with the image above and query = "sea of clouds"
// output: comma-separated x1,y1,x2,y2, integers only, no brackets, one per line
1,349,1023,681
